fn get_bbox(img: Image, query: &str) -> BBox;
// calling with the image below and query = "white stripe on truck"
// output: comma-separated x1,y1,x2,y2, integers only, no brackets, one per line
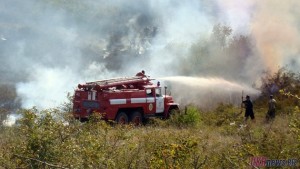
109,97,156,105
146,97,155,103
131,98,147,103
110,99,126,105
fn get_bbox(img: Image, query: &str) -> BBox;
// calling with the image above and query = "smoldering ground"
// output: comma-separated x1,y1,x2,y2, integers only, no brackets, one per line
0,0,300,110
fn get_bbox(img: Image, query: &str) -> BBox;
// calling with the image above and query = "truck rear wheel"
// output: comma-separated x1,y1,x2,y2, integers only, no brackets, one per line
116,112,129,124
130,111,143,126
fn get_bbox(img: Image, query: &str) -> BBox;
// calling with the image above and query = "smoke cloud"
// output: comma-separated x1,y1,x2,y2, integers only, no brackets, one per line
251,0,300,72
0,0,299,109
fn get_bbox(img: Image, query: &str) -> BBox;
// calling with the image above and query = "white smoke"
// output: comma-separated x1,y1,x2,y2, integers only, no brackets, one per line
16,66,77,109
216,0,255,34
1,0,299,110
15,63,116,109
2,114,21,127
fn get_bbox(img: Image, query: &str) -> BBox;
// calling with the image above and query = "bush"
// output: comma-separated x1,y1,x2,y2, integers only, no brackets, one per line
202,103,242,126
168,106,202,127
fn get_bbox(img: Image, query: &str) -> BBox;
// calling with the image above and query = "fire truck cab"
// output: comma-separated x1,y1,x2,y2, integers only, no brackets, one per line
72,74,179,124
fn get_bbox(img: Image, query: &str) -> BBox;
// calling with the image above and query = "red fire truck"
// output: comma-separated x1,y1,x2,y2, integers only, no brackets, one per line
72,74,179,124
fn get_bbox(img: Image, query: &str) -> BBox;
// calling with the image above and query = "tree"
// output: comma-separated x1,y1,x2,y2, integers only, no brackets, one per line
211,23,232,48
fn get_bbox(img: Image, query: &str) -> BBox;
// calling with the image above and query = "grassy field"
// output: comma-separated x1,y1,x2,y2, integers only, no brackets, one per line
0,102,299,169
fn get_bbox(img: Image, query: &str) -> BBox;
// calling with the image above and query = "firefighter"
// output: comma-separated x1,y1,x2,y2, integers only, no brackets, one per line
266,95,276,121
242,95,255,121
136,70,146,77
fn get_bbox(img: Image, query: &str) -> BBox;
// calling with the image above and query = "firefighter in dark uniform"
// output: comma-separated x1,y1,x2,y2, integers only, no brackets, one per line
266,95,276,121
242,95,255,121
136,70,146,77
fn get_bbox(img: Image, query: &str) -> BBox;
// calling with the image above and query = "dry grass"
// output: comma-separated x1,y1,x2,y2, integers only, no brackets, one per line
0,99,299,168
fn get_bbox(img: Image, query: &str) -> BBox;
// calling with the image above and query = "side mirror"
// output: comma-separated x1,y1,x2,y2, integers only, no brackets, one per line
164,86,167,96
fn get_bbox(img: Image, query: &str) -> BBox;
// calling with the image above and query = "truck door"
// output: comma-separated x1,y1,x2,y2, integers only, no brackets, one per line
155,88,164,113
146,88,156,113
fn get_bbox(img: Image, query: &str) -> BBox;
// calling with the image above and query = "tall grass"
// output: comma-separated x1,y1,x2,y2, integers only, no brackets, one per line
0,103,299,168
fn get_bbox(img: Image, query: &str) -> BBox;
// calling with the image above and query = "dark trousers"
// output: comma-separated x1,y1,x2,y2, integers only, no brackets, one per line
267,109,275,119
245,110,255,120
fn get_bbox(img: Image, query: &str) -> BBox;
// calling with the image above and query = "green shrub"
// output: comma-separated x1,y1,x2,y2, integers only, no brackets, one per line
202,103,242,126
169,106,202,127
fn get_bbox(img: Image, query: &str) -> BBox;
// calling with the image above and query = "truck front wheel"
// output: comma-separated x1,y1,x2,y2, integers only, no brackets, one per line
116,112,129,124
166,106,179,119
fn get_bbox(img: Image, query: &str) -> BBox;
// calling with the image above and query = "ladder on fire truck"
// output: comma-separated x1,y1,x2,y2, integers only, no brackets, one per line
78,76,152,91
